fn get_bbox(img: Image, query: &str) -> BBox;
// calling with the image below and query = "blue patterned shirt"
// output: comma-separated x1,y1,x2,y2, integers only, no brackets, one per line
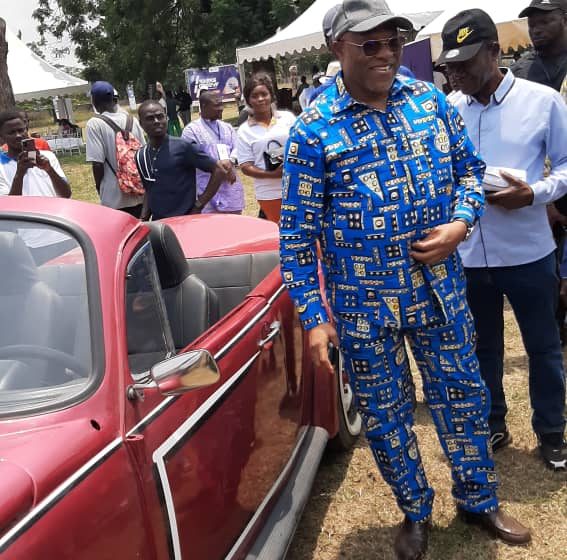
280,74,485,330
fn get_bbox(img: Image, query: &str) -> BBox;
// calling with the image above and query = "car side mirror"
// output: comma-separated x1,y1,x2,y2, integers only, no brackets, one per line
150,349,220,396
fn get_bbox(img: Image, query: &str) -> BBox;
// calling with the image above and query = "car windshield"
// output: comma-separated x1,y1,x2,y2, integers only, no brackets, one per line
0,220,94,417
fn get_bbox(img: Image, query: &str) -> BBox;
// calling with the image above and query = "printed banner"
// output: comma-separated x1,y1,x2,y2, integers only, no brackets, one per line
185,64,242,103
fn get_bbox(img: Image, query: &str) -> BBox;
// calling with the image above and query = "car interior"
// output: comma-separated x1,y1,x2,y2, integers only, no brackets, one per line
0,231,90,393
146,222,280,351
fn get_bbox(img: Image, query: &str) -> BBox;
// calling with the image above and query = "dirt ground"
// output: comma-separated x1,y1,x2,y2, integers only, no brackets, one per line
287,308,567,560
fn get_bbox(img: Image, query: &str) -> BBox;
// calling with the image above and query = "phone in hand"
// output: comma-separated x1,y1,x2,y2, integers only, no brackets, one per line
21,138,38,163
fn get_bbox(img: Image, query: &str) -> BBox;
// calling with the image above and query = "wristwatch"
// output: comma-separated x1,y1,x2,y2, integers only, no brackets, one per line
451,217,475,241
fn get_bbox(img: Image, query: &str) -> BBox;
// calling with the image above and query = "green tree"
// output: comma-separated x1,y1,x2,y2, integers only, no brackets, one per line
34,0,315,94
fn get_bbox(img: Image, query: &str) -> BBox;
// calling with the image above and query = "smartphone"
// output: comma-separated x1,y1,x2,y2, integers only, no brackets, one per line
21,138,37,162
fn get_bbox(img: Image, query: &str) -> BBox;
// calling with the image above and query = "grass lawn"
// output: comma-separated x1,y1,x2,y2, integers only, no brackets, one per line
287,312,567,560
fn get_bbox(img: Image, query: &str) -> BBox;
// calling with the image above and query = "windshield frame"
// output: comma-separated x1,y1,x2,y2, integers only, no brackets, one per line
0,211,105,419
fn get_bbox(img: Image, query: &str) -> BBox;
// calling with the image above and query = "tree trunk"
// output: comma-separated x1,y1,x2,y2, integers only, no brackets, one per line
0,18,16,110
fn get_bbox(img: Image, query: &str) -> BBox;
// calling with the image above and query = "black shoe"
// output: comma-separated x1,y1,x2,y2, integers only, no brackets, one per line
538,434,567,471
490,430,512,453
394,517,431,560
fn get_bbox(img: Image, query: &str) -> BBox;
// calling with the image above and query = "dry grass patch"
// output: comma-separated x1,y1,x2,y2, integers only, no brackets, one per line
288,307,567,560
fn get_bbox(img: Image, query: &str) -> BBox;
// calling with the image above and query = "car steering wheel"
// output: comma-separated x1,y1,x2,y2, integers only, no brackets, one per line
0,345,89,379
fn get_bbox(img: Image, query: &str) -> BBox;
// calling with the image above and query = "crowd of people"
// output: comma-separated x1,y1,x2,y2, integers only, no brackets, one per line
1,0,567,558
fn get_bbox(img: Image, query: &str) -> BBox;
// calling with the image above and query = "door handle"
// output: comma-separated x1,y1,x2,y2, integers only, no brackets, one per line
258,321,281,349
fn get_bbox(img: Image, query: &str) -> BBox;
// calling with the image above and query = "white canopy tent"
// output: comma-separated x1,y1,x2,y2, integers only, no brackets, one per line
236,0,454,64
416,1,531,61
6,26,88,101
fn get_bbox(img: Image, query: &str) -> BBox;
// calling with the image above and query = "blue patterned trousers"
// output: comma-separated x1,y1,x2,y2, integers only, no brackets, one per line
336,307,499,522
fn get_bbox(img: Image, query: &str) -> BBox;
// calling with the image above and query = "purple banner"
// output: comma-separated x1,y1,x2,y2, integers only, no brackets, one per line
185,65,242,103
401,38,434,83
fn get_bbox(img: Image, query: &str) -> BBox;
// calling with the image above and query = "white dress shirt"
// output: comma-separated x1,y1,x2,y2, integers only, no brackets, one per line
451,70,567,267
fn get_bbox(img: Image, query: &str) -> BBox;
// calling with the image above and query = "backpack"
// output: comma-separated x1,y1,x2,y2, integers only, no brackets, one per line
93,114,145,195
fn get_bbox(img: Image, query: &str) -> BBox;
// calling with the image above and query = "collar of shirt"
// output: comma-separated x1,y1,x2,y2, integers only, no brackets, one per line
202,118,221,137
330,71,412,115
466,68,515,106
247,113,277,128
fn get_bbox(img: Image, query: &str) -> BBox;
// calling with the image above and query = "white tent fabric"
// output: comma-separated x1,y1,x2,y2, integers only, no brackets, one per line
236,0,451,64
416,1,530,61
6,26,88,101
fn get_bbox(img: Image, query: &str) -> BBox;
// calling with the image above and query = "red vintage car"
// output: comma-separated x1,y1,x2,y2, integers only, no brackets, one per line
0,198,361,560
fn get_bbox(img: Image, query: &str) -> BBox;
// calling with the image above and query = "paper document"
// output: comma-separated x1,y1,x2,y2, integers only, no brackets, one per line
482,166,527,192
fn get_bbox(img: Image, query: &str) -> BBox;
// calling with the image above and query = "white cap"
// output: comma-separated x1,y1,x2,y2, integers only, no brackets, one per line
320,61,341,84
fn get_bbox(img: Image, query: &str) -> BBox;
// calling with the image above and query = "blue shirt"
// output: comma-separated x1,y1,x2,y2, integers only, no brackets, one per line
136,136,216,219
451,70,567,267
280,73,485,330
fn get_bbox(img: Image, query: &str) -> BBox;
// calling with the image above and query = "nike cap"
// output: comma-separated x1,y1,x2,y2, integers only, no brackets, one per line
519,0,567,18
437,9,498,66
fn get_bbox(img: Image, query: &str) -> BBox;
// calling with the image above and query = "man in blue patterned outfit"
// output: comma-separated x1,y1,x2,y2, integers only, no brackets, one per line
279,1,531,558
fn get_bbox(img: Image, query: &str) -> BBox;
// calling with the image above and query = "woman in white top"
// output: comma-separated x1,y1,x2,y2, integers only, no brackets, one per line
236,73,296,224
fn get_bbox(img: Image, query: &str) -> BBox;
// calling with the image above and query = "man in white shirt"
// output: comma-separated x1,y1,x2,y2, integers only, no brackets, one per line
0,109,73,263
86,81,146,217
439,9,567,469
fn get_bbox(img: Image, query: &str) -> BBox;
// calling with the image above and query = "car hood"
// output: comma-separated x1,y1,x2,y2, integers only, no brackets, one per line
0,418,115,534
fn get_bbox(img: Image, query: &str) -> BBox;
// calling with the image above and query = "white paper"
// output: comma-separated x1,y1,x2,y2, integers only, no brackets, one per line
482,166,527,192
216,143,230,160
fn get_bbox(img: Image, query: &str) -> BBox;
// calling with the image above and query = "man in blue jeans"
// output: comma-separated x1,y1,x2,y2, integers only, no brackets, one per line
440,9,567,469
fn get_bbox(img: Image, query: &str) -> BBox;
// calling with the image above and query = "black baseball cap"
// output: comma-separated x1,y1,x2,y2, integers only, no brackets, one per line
437,9,498,66
332,0,413,40
519,0,567,18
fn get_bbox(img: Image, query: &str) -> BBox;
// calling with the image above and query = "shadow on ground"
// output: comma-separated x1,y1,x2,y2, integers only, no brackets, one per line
334,519,499,560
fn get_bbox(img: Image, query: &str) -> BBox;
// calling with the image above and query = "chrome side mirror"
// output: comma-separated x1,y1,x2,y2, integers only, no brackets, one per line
150,350,220,396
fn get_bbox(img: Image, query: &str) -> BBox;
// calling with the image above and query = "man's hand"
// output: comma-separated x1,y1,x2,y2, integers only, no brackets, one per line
16,152,35,177
215,160,231,181
547,203,567,228
309,323,339,376
486,171,534,210
218,159,236,183
411,221,467,265
36,153,52,172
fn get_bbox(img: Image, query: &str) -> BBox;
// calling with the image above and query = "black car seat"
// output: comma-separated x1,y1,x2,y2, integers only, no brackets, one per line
0,232,65,389
147,222,220,350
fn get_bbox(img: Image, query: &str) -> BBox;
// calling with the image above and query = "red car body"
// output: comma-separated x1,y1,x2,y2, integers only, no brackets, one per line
0,198,352,560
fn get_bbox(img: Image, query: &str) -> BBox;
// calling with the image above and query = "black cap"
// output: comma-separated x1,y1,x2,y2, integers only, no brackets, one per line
519,0,567,18
332,0,414,40
437,9,498,66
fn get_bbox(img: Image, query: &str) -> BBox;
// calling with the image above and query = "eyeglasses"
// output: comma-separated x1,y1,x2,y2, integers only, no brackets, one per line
340,36,403,56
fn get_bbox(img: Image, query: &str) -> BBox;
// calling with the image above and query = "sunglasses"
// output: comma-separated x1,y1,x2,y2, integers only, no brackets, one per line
340,36,403,56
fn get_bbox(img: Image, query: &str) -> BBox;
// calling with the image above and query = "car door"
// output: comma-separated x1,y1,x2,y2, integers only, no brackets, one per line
121,240,305,560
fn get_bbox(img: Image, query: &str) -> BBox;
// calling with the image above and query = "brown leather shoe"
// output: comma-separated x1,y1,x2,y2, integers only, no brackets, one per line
458,508,531,545
394,517,431,560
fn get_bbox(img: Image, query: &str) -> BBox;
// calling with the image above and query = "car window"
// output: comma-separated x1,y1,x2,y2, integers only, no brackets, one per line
0,221,93,417
126,241,175,379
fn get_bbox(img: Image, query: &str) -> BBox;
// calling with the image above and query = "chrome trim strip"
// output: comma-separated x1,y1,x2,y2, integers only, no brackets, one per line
152,351,262,560
224,426,309,560
127,284,286,435
0,438,122,552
